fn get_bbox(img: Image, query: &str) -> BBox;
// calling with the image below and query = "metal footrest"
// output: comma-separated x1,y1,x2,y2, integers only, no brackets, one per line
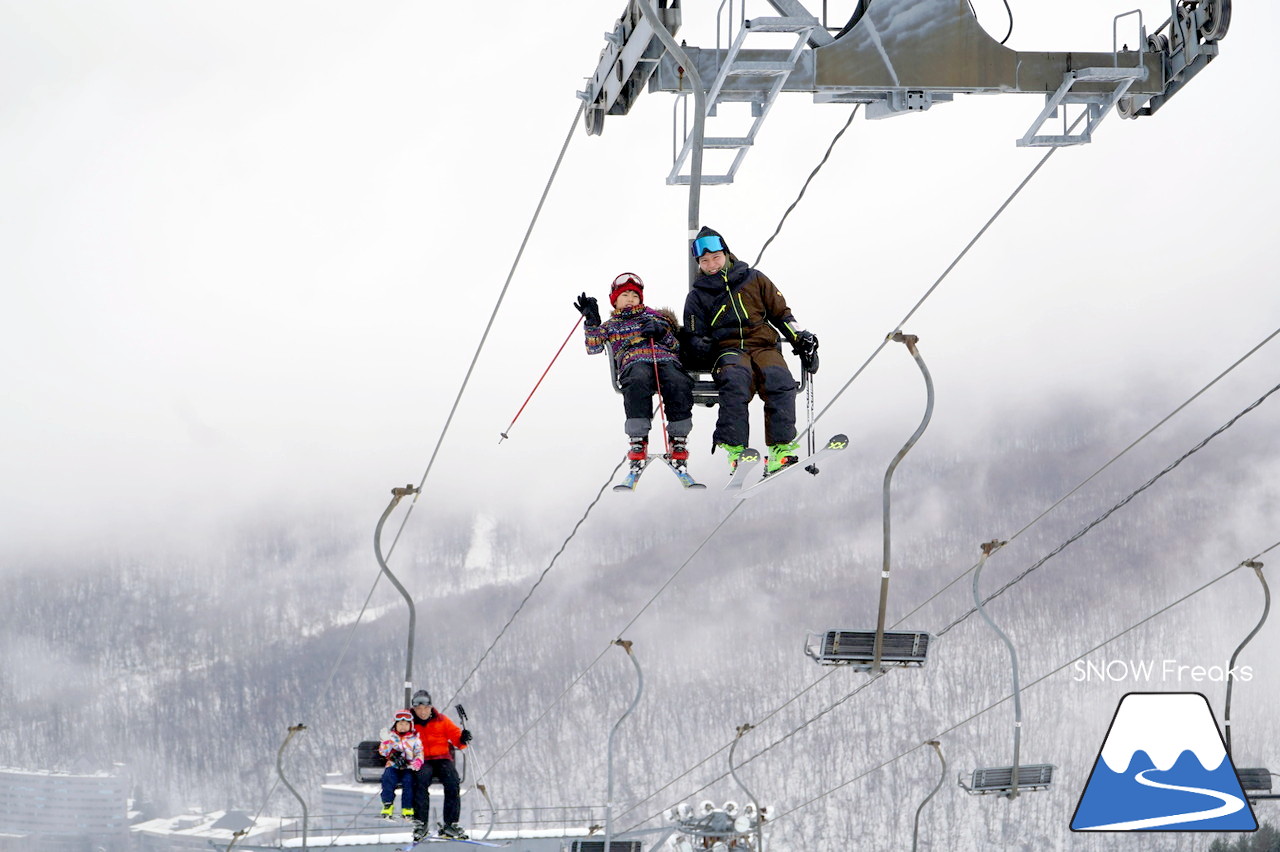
805,630,931,668
1017,66,1145,147
960,764,1055,796
746,16,818,34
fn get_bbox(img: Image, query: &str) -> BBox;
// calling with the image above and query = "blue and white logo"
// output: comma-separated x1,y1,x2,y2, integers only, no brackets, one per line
1071,692,1257,832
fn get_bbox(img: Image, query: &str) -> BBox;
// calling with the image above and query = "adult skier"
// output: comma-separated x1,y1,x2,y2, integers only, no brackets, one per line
408,690,472,842
683,227,819,474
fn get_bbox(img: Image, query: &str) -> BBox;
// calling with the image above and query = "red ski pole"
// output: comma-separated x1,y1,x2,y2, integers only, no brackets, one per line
499,316,583,443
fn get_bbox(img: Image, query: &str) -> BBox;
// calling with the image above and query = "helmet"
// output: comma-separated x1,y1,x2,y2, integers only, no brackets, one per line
393,709,414,724
410,690,432,707
609,272,644,306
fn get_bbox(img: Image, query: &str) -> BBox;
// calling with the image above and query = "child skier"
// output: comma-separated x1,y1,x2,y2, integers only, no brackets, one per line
574,272,695,475
378,709,424,819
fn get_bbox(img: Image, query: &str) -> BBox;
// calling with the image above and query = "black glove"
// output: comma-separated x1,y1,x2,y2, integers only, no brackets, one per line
635,314,665,338
391,752,409,770
792,330,819,374
460,729,473,745
573,292,601,327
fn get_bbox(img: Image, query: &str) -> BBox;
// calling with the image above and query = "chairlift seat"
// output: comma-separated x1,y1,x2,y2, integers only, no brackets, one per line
805,630,931,668
571,842,643,852
960,764,1054,796
1237,767,1274,793
353,740,384,783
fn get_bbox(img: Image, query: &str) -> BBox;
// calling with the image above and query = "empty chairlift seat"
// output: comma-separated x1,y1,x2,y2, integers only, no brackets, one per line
960,764,1055,796
805,630,931,669
571,842,643,852
1237,767,1275,797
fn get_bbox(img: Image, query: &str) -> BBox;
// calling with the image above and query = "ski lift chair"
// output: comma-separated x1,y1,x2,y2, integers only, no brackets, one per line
804,629,931,669
959,764,1055,797
1236,768,1278,802
806,334,934,673
603,341,805,408
1224,561,1276,802
352,740,467,784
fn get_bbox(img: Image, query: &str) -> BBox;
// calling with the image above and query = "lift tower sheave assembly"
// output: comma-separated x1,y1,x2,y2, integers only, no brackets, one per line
581,0,1230,181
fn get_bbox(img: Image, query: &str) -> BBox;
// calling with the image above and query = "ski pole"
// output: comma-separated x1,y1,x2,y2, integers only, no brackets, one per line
499,315,583,443
649,339,672,457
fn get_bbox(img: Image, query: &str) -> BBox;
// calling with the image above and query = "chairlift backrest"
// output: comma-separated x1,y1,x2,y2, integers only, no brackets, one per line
962,764,1054,795
353,740,383,784
1237,768,1274,793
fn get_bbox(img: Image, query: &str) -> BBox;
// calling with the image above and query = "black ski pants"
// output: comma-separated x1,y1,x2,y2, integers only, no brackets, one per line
619,359,693,439
414,758,461,826
712,347,797,447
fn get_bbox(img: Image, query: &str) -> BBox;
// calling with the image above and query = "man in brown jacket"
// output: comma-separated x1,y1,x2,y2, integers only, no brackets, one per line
683,226,818,474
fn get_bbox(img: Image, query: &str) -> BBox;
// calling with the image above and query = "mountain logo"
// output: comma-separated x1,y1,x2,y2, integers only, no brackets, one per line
1071,692,1257,832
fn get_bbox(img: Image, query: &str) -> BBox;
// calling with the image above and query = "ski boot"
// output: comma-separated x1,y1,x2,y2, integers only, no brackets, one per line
717,442,745,471
412,821,430,842
400,807,415,820
765,441,800,476
669,435,690,474
380,803,394,818
627,436,648,472
438,822,470,840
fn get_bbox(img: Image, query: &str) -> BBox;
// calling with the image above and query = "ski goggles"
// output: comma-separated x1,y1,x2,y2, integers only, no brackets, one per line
690,234,726,258
612,272,644,288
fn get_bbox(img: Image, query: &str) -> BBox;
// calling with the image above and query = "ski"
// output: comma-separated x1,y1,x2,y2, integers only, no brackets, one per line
734,434,849,499
612,457,652,492
398,838,509,849
721,447,761,492
664,458,707,489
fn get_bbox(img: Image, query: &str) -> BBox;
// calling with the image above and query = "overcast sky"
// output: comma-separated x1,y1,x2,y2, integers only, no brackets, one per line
2,0,1277,559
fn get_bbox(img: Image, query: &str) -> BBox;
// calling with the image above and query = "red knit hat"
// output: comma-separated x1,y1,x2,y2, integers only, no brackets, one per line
609,272,644,306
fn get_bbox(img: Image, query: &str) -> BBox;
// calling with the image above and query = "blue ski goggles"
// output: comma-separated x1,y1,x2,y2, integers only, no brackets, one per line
691,234,726,258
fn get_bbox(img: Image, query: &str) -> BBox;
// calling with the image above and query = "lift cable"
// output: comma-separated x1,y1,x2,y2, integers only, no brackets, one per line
770,540,1280,825
444,455,626,708
800,114,1083,445
626,540,1278,834
484,499,750,772
754,105,861,269
895,323,1280,628
939,377,1280,636
231,102,585,844
617,387,1279,831
380,99,586,563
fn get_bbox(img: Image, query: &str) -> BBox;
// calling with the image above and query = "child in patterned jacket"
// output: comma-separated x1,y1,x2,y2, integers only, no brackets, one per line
378,709,424,819
574,272,695,475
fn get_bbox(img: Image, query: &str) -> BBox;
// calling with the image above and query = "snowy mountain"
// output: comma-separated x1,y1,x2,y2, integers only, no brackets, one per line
2,396,1278,851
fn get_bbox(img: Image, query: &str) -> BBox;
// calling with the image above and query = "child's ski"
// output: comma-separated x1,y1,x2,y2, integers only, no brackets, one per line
664,459,707,489
612,457,652,492
721,448,761,492
735,434,849,499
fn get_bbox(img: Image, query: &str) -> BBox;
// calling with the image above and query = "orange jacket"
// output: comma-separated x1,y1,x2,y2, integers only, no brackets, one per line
413,710,467,761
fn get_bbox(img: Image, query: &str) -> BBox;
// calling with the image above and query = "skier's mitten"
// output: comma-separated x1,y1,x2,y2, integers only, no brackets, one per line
574,293,601,327
460,729,473,745
636,315,663,338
